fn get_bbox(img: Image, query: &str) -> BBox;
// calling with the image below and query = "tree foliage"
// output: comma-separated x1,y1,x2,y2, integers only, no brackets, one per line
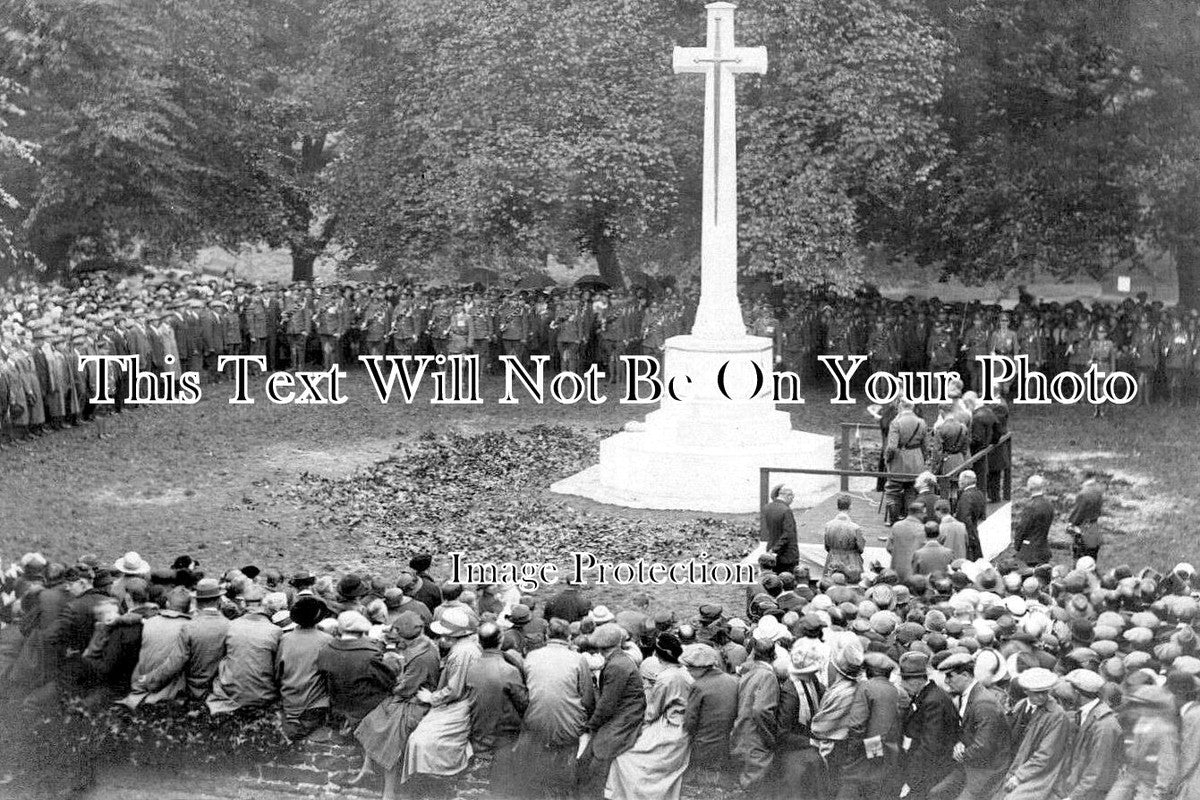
2,0,1196,300
324,0,951,288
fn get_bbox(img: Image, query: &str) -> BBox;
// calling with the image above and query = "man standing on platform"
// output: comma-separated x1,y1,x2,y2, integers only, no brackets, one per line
887,502,926,582
761,484,799,576
1013,475,1054,567
884,399,927,526
823,494,864,579
954,471,987,561
1068,477,1105,563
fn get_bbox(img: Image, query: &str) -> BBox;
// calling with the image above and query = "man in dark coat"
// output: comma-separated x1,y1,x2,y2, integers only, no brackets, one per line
988,396,1010,502
682,643,739,785
1068,478,1105,562
761,484,800,575
730,638,781,791
1014,475,1054,567
954,471,988,561
543,584,592,623
407,555,443,613
899,652,959,800
82,578,158,710
967,393,999,493
316,610,396,730
46,567,111,694
913,522,955,576
466,622,528,792
838,652,904,799
1055,669,1122,800
887,503,926,582
578,623,645,798
931,653,1011,800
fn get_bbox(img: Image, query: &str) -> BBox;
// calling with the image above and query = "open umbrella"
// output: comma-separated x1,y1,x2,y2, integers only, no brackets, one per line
575,274,610,290
516,273,558,290
459,266,501,287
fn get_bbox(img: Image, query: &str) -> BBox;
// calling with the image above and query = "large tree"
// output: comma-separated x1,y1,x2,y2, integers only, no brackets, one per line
737,0,951,291
0,0,342,281
326,0,951,289
325,0,687,286
894,0,1200,308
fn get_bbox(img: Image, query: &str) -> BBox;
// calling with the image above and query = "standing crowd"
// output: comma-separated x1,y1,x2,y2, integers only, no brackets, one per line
3,544,1200,800
1,269,1191,446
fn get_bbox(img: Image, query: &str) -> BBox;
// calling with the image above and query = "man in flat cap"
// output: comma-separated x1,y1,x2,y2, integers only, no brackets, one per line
930,652,1011,800
508,618,595,799
134,578,230,703
899,651,958,800
997,668,1070,800
577,623,644,798
837,652,903,799
730,636,781,792
682,643,738,788
1055,669,1121,800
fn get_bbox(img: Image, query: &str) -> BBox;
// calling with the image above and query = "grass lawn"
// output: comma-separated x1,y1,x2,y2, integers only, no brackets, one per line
1,367,1197,620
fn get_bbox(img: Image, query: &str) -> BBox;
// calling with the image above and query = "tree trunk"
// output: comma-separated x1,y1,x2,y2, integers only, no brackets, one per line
34,235,72,281
291,244,316,283
592,227,623,289
1177,238,1200,310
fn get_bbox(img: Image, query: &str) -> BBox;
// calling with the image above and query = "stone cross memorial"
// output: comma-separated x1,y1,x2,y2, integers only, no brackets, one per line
672,2,766,341
553,2,835,513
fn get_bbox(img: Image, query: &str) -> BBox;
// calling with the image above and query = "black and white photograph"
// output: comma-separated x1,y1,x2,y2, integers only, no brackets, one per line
0,0,1199,798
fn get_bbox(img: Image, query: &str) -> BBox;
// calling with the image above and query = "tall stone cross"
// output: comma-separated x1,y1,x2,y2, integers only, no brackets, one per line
674,2,766,341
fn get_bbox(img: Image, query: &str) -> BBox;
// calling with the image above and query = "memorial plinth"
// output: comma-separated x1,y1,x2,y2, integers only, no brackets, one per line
551,2,835,513
552,334,835,513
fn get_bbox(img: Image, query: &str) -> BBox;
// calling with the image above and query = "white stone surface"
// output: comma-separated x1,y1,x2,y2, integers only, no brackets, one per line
552,333,837,512
551,5,835,513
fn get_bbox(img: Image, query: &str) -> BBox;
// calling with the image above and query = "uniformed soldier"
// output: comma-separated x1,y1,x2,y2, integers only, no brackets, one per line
1163,314,1192,407
1128,314,1159,406
496,294,528,365
884,398,928,525
1087,322,1117,417
930,402,970,476
552,290,585,374
926,309,958,375
361,290,391,358
314,287,347,370
199,298,224,384
244,292,269,359
440,301,474,356
1064,315,1092,376
988,312,1019,397
283,289,313,371
467,293,494,372
962,311,992,392
427,295,452,358
1015,311,1046,373
389,291,420,358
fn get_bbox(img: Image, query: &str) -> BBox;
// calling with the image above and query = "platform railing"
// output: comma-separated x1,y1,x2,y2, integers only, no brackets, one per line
759,429,1013,511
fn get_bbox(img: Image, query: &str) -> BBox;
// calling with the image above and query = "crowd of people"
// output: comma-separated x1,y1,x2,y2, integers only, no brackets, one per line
0,268,1192,446
3,543,1200,800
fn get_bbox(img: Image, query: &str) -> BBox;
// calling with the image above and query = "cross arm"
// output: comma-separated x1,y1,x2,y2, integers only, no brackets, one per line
673,47,711,74
728,46,768,75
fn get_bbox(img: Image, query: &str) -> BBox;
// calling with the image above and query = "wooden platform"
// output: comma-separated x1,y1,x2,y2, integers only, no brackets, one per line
745,480,1011,576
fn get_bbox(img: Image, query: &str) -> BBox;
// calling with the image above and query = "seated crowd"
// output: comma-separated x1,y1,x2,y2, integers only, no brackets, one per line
2,547,1200,800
